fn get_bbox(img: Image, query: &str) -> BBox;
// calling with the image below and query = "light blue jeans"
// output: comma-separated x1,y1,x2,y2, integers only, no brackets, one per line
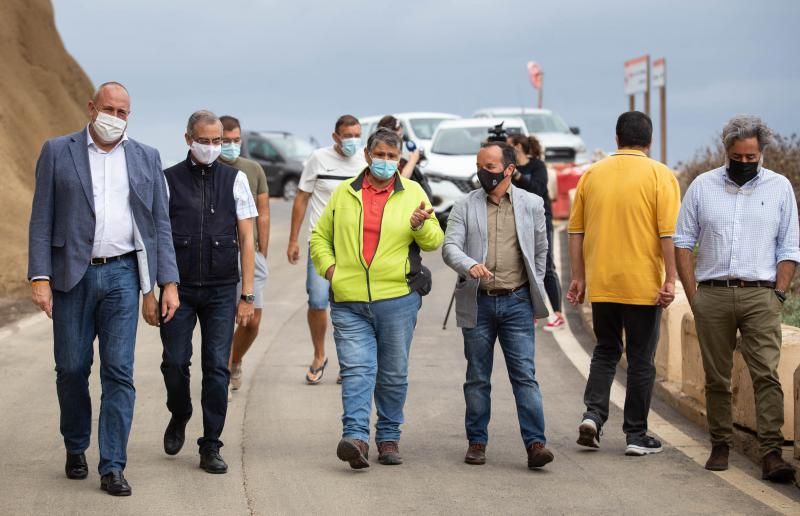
306,248,329,310
331,292,422,443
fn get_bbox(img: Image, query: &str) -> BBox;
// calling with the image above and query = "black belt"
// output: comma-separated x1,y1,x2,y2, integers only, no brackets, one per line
480,283,529,297
699,279,775,288
91,251,136,265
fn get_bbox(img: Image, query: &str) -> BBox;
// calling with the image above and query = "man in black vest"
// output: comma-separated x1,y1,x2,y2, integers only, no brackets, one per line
160,110,256,474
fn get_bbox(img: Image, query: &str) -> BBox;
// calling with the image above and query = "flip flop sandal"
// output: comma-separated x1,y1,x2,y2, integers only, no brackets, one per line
305,358,329,385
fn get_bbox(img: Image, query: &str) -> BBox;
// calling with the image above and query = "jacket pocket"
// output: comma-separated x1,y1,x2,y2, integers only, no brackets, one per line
210,234,239,278
172,234,193,277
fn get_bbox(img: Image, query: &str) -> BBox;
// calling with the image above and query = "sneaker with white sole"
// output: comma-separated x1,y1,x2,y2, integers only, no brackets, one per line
577,418,600,449
230,362,243,391
543,314,565,332
625,435,663,456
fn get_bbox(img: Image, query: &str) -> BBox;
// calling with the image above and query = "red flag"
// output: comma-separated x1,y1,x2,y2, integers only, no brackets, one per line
527,61,542,90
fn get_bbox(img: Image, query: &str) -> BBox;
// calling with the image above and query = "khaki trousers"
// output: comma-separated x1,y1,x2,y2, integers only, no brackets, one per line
692,285,784,457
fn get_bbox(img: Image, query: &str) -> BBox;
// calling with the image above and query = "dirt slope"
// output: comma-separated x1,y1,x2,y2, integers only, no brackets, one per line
0,0,93,297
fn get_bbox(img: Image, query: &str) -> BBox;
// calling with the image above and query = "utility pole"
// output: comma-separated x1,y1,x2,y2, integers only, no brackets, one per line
653,58,667,164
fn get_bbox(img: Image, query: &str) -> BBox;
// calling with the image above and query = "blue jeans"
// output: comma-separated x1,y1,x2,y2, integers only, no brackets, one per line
462,289,546,447
331,292,421,443
52,254,139,475
160,284,237,450
306,248,329,310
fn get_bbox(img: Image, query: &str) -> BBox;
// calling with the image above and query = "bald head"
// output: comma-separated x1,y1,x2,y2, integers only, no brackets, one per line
88,82,131,122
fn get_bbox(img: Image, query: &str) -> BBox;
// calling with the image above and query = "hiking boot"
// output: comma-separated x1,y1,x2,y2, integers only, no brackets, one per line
625,435,663,456
704,444,729,471
761,451,795,483
464,443,486,465
577,418,600,449
527,442,554,469
377,441,403,465
336,438,370,469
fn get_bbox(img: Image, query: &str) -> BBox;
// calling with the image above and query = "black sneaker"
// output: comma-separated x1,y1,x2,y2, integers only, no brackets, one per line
625,435,663,456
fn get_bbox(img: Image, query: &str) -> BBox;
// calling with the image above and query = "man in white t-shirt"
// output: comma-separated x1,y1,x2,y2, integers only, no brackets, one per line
287,115,366,384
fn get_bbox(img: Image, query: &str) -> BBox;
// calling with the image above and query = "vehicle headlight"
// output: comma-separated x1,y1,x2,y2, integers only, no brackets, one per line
576,145,587,155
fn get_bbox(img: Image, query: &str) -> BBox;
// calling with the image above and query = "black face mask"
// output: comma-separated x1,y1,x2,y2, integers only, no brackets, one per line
477,167,507,193
727,158,759,186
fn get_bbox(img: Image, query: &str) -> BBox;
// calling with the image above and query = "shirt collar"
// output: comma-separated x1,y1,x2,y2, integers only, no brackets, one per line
612,149,647,157
363,173,395,193
716,164,766,188
85,125,128,152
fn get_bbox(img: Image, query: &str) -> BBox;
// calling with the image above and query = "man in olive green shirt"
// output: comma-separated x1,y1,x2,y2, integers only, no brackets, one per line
220,115,270,393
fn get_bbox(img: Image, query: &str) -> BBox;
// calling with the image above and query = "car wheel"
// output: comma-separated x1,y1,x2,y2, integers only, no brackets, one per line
282,177,299,201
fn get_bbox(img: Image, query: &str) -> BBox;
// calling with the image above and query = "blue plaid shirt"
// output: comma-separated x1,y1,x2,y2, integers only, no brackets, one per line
674,166,800,282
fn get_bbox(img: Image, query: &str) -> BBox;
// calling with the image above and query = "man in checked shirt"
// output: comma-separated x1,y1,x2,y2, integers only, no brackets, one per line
675,114,800,483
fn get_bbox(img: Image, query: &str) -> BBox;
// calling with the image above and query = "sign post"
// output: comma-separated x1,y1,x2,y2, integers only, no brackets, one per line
652,58,667,164
527,61,543,109
624,55,649,113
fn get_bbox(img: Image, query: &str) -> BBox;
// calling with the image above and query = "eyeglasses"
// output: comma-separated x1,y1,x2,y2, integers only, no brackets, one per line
194,137,223,145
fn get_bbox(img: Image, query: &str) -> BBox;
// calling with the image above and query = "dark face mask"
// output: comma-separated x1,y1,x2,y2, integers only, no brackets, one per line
727,158,759,186
477,167,507,193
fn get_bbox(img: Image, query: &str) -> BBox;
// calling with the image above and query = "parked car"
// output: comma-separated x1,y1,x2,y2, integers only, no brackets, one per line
472,107,589,165
240,131,316,200
359,112,460,154
423,117,528,228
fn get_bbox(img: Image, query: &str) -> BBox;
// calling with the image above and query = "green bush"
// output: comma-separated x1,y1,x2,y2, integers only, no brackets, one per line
677,132,800,323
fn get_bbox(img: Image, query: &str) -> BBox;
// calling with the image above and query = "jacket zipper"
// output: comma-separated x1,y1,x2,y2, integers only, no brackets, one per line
356,201,372,302
199,169,206,285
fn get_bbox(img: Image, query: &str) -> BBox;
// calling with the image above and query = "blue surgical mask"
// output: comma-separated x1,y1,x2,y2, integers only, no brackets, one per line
369,157,399,180
220,142,241,162
340,137,360,157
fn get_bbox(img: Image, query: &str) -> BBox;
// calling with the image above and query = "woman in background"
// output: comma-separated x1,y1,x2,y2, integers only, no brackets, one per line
508,134,565,330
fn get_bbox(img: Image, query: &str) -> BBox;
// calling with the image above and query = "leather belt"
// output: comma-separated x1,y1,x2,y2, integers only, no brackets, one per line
480,283,529,297
91,251,136,265
699,279,775,288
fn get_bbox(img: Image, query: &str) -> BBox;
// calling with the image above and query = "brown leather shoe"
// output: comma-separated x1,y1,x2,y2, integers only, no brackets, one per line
377,441,403,465
761,451,795,483
704,444,729,471
527,442,554,469
336,438,370,469
464,443,486,465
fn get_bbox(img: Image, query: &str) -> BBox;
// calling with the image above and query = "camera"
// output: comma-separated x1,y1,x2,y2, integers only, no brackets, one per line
486,122,508,143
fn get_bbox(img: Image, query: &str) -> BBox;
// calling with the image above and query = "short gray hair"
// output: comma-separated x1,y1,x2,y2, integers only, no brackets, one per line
367,128,402,152
186,110,221,137
722,114,774,151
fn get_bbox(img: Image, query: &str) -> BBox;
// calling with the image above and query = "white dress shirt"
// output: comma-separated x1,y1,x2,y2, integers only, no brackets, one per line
87,127,136,258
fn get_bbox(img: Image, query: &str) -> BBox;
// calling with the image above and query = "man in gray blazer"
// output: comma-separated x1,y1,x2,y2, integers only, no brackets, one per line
442,141,553,470
27,82,179,496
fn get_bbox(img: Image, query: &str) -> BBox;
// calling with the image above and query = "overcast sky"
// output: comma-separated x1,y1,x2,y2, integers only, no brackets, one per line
53,0,799,167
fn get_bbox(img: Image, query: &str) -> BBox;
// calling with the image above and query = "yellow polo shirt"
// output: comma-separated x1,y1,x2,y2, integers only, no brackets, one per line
568,150,680,305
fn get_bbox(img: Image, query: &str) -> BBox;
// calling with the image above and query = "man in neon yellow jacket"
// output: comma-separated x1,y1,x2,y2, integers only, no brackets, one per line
311,128,443,469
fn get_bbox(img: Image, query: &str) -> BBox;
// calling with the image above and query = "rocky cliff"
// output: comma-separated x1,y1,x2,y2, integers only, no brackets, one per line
0,0,93,296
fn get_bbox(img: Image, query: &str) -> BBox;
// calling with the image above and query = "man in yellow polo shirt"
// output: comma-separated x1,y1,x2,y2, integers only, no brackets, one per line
567,111,680,457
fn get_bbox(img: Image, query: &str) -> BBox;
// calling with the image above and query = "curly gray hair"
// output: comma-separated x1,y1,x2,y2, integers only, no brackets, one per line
722,114,774,151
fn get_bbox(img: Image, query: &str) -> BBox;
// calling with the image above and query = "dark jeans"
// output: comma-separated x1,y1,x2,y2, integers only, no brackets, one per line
583,303,661,441
543,220,562,312
462,289,546,447
160,284,237,451
52,255,139,475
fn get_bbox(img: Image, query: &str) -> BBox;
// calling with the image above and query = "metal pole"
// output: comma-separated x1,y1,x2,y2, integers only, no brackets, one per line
660,85,667,164
629,95,635,111
644,57,651,117
538,73,544,109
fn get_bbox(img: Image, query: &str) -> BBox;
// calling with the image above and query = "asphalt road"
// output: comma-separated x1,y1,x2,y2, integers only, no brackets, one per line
0,200,797,515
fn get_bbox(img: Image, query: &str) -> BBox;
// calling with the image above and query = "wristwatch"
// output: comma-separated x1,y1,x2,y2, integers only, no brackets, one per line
241,293,255,304
774,289,787,303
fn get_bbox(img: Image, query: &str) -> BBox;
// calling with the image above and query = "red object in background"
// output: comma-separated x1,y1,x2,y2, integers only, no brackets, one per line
551,163,588,220
527,61,542,90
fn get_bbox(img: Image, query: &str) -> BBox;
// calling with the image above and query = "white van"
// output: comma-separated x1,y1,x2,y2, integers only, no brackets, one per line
473,107,589,164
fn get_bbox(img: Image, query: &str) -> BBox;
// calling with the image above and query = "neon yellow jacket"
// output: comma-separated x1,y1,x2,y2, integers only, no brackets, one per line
310,171,444,303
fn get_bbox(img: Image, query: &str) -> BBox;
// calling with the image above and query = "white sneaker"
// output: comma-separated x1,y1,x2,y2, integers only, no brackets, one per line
227,387,233,402
231,362,243,391
577,418,600,449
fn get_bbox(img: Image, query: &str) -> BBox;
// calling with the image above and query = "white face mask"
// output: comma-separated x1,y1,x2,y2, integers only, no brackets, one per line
92,111,127,143
190,141,222,165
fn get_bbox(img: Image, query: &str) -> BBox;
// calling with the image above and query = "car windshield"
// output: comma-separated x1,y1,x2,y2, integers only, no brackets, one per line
431,126,524,155
265,134,316,161
409,118,453,140
519,113,571,134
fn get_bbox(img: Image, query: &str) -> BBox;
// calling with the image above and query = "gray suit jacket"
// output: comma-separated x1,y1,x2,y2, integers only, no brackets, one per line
442,186,550,328
28,129,178,294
